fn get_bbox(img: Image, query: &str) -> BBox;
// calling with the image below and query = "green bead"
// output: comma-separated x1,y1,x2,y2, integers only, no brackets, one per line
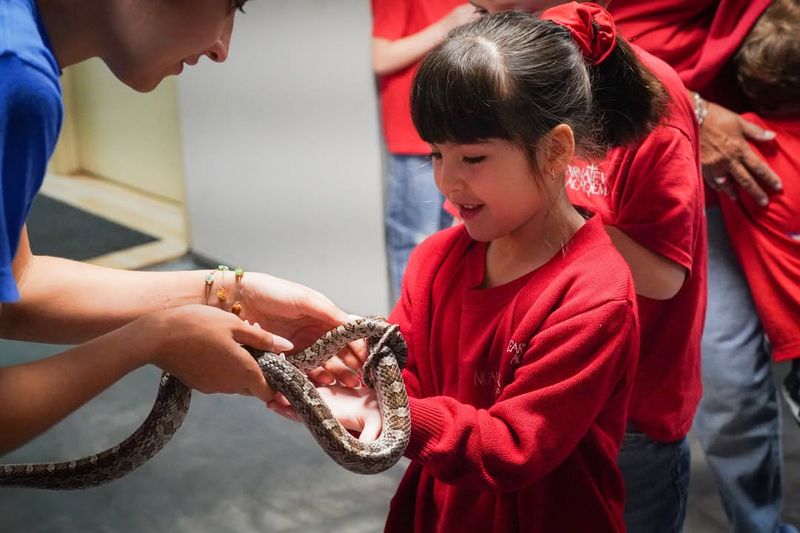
235,267,244,277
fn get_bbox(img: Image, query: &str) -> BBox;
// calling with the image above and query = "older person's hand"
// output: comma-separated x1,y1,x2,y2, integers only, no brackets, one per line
700,99,782,206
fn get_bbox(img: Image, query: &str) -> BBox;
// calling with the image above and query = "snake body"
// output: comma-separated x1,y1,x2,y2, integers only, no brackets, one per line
0,316,410,490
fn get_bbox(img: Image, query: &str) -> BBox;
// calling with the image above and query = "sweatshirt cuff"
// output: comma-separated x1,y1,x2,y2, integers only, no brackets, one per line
405,397,446,462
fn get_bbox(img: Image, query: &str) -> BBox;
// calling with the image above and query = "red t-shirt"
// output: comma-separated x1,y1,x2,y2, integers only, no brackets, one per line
565,48,706,442
609,0,770,109
387,216,639,533
719,113,800,362
372,0,464,155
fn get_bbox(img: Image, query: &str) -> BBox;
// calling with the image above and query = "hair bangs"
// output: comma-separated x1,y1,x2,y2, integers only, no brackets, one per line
411,38,515,145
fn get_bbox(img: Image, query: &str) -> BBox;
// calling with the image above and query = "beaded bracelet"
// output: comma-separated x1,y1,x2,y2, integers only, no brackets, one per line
232,267,244,316
204,264,244,315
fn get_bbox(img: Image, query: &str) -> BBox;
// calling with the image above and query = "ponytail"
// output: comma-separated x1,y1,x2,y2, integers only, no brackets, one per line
588,37,668,148
541,2,667,150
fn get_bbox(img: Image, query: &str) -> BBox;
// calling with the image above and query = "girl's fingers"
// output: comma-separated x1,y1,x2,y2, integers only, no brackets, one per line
323,357,361,388
359,415,382,443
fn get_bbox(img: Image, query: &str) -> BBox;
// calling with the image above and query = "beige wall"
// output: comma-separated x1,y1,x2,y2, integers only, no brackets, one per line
53,58,186,203
178,0,390,314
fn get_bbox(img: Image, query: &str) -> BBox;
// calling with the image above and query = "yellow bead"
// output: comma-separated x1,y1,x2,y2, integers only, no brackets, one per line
216,288,227,302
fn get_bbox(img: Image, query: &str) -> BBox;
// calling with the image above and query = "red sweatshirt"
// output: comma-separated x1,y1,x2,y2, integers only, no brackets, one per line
566,47,706,443
386,216,640,533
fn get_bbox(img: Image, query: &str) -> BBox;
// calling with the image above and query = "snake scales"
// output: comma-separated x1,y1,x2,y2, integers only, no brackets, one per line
0,316,410,490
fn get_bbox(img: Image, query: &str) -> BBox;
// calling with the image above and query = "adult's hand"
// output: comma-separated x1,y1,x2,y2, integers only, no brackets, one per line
237,272,367,387
700,100,782,206
143,304,290,402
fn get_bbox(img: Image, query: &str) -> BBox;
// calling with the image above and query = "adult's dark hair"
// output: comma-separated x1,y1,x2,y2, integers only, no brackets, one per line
735,0,800,110
411,10,667,165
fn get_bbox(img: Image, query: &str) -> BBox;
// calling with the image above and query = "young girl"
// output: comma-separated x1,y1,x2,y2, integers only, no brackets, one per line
468,3,706,531
274,5,673,531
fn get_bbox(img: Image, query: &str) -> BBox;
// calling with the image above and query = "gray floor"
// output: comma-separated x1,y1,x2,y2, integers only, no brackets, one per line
0,255,797,532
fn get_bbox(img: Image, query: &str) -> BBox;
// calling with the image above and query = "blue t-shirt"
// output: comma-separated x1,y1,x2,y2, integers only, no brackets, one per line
0,0,62,302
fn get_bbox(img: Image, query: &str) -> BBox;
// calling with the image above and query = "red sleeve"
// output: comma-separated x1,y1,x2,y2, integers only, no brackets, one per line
371,0,408,40
614,126,701,274
389,246,423,398
402,298,638,492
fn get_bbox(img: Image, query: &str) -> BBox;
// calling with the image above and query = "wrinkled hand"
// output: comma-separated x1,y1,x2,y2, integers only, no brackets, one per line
440,4,480,34
700,100,782,205
237,272,367,387
143,304,292,402
269,385,383,443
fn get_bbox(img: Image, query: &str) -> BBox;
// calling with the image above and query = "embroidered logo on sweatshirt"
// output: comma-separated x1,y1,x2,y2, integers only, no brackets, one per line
474,370,502,398
566,163,609,197
506,340,527,365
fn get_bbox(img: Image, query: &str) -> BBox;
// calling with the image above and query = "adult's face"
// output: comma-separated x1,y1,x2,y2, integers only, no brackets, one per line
105,0,237,92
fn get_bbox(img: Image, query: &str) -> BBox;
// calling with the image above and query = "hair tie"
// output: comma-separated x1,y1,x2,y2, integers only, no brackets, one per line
541,2,617,65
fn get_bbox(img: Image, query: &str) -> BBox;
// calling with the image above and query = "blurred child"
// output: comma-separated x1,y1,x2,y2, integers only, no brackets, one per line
720,0,800,425
371,1,478,302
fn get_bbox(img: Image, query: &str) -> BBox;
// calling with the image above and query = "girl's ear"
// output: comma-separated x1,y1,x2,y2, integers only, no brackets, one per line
537,124,575,177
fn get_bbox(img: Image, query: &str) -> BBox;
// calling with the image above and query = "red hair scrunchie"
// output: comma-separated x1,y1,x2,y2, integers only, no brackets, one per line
541,2,617,65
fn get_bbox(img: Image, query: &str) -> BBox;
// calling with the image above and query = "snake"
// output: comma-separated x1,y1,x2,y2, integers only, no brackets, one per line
0,316,410,490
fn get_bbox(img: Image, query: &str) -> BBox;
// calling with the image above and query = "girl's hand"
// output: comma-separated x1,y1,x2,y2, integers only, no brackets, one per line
237,272,367,387
700,100,782,205
141,304,291,402
269,385,383,443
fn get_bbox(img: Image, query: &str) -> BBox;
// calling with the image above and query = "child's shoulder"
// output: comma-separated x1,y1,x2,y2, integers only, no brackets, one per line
551,217,636,306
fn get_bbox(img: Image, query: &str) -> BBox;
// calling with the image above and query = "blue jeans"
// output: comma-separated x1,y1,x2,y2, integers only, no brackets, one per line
619,431,690,533
385,154,452,302
693,207,797,533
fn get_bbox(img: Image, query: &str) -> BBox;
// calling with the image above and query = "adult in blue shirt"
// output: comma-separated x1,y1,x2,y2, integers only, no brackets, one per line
0,0,361,454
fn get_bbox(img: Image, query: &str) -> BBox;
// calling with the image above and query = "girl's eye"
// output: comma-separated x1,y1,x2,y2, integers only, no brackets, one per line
463,156,486,164
429,152,442,161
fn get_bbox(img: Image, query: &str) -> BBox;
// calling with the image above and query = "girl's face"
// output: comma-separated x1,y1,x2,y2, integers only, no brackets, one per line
431,139,558,243
105,0,238,92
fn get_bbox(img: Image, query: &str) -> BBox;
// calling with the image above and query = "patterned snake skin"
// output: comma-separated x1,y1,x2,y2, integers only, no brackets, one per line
0,316,410,490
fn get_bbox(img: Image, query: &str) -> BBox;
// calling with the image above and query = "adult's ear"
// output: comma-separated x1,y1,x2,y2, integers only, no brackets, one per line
537,123,575,177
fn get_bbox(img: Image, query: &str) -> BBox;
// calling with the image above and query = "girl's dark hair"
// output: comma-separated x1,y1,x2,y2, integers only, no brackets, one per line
411,11,667,163
735,0,800,110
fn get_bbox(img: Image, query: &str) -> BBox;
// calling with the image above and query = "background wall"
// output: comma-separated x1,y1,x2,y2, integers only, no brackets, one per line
55,59,186,203
178,0,389,315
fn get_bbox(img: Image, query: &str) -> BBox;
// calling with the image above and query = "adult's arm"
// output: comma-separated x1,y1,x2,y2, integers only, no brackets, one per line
372,4,478,76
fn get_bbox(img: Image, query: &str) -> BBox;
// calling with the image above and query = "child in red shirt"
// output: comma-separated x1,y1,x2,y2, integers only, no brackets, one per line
467,2,705,531
275,5,674,531
371,1,479,302
719,0,800,422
